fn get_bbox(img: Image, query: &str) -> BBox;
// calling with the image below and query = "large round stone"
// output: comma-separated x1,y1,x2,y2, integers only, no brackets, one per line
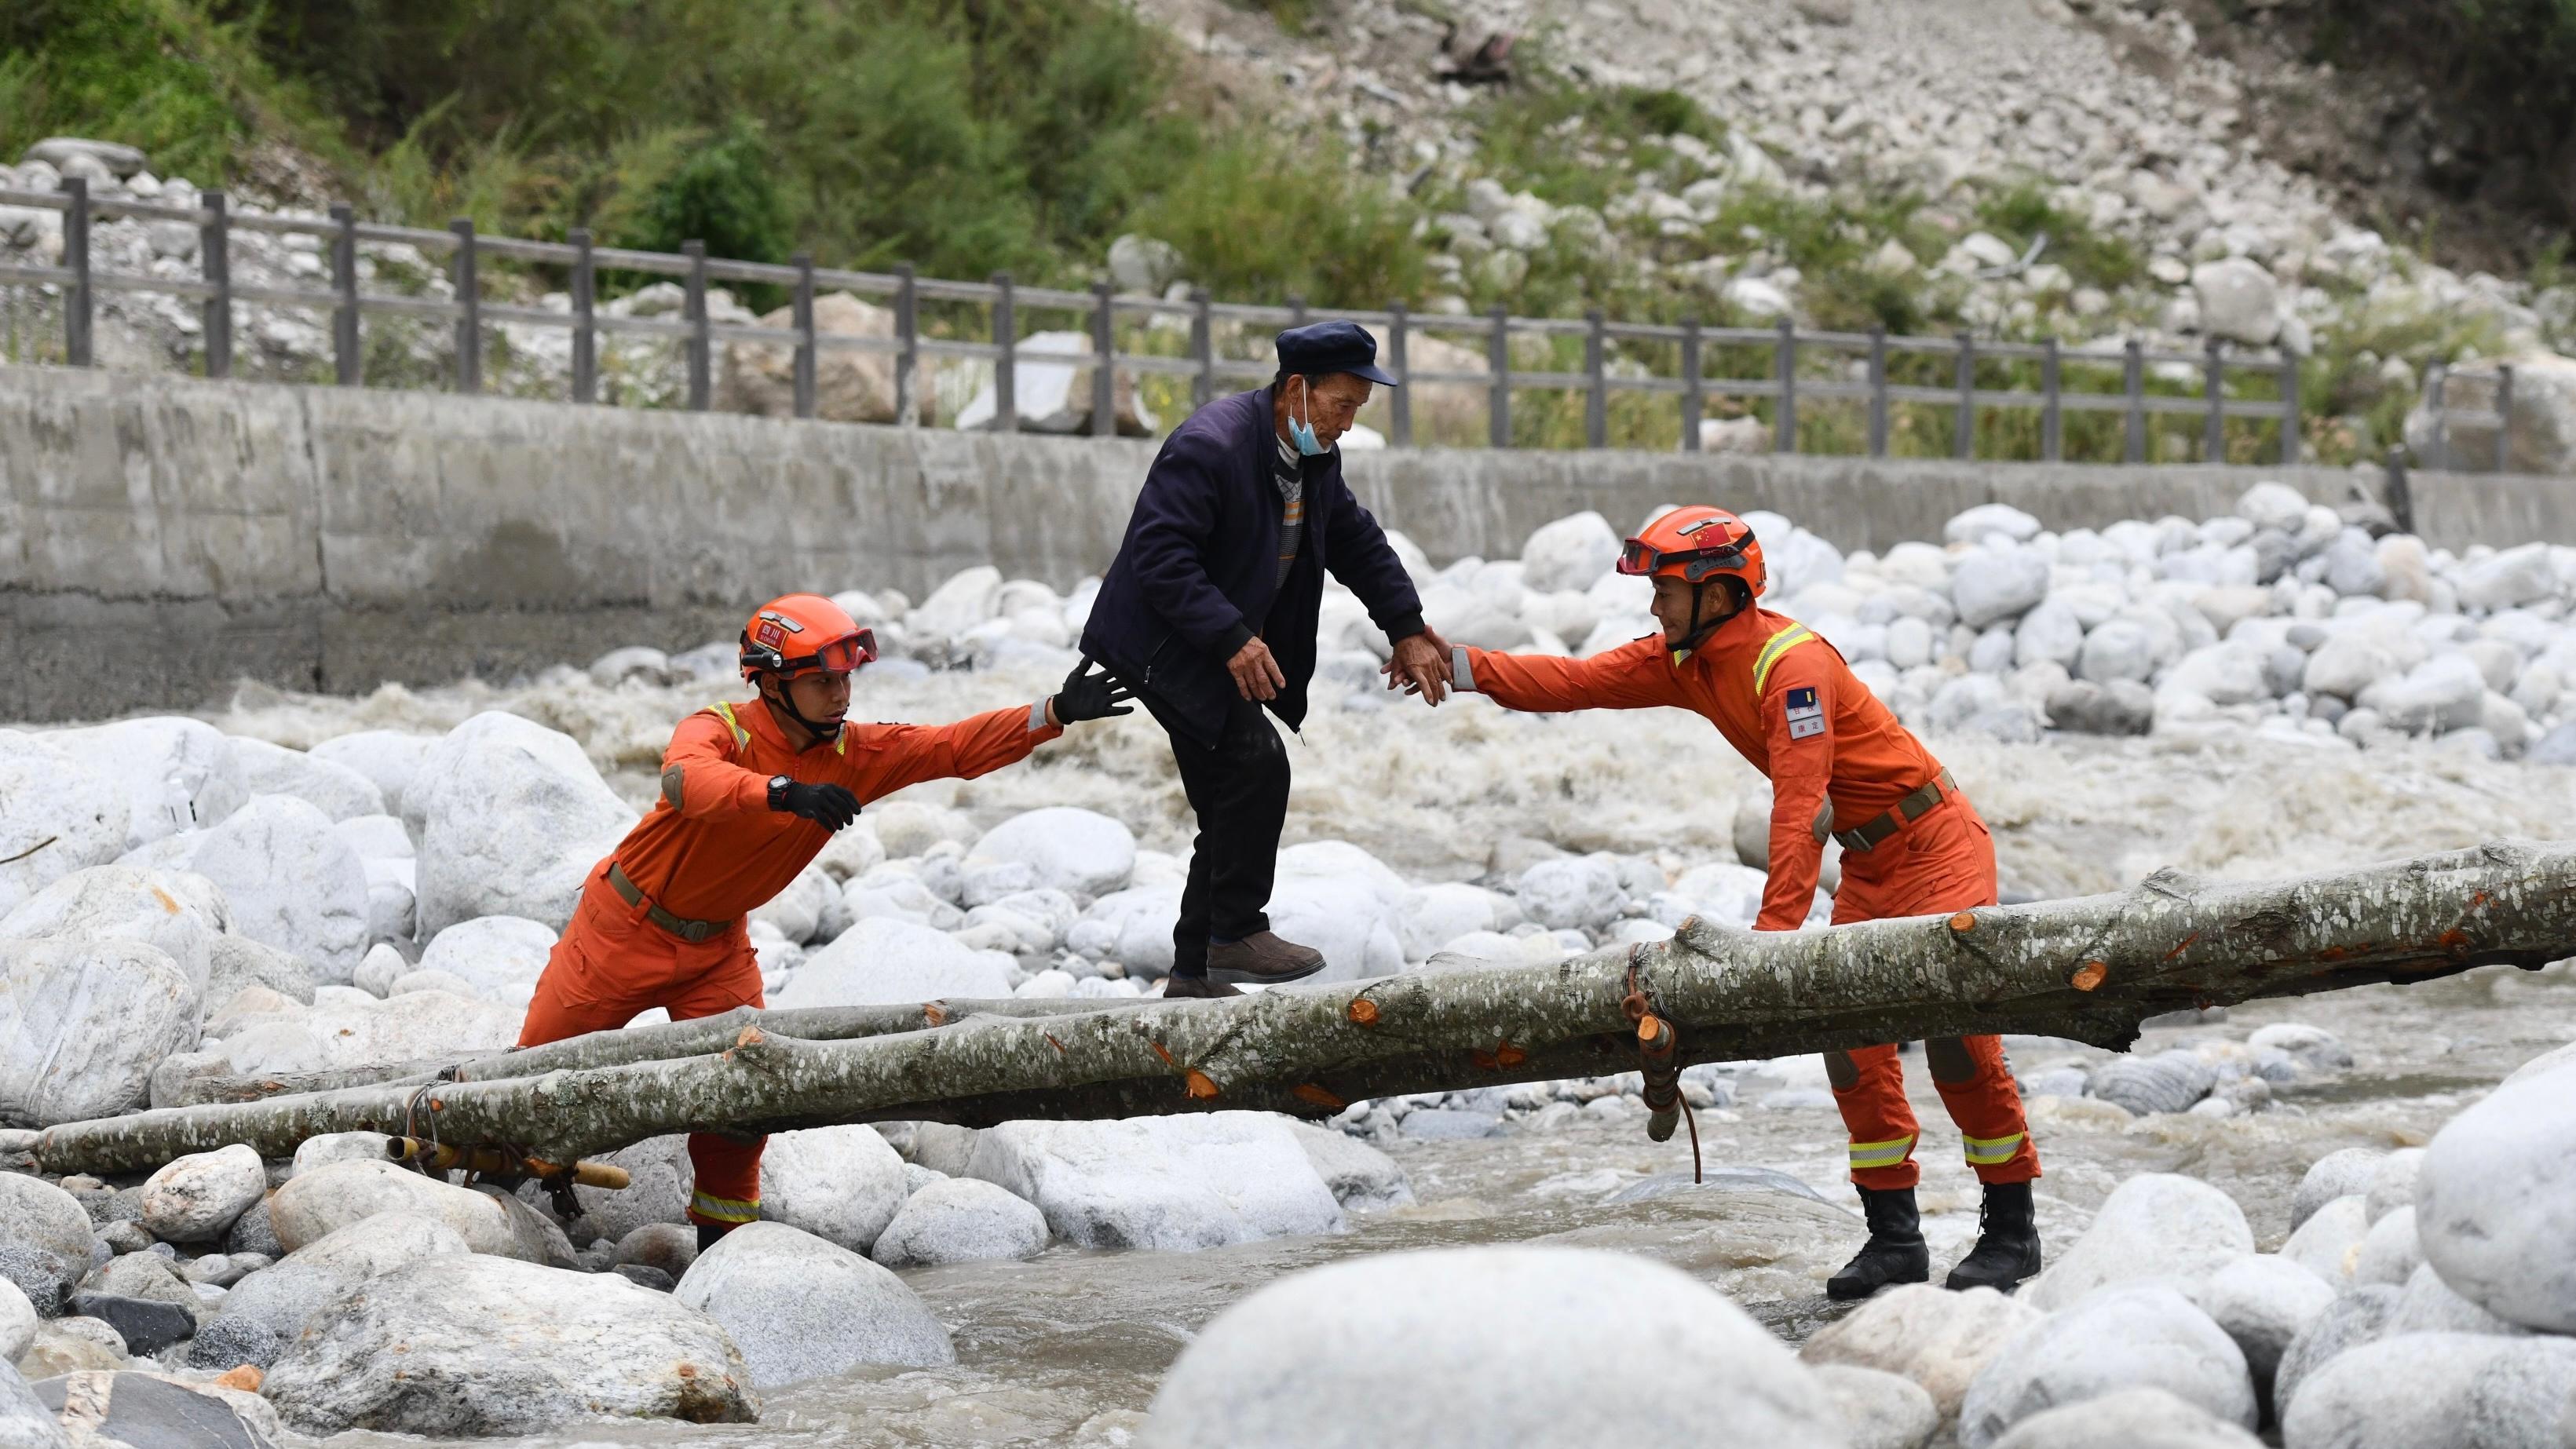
2415,1060,2576,1331
262,1254,752,1436
673,1221,952,1387
1140,1246,1843,1447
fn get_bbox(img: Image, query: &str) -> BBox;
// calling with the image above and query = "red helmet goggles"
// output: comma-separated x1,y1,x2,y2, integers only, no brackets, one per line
743,626,876,678
1617,527,1756,582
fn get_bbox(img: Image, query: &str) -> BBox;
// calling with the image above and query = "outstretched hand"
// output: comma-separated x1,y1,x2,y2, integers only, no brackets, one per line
1051,657,1136,724
1381,626,1455,706
775,780,862,831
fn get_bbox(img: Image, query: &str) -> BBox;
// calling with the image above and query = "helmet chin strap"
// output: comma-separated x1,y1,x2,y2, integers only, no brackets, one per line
763,673,842,745
1672,580,1730,657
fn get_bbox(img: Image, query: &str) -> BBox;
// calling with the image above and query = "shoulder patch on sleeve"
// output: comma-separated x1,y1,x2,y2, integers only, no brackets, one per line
1782,683,1826,740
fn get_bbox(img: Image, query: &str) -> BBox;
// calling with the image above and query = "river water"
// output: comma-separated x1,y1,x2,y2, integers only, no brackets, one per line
185,661,2576,1447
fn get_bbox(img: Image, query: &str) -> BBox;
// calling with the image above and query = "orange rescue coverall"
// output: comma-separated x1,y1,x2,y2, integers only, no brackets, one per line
1457,605,2040,1192
519,695,1062,1226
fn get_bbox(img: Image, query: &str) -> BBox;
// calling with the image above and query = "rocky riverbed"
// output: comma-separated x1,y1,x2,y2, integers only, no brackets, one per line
8,494,2576,1446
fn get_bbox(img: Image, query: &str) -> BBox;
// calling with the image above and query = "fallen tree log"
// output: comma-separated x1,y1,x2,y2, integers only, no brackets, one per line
155,998,1118,1107
38,839,2576,1175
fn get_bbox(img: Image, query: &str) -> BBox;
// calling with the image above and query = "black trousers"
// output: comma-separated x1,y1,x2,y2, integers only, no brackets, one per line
1137,686,1291,975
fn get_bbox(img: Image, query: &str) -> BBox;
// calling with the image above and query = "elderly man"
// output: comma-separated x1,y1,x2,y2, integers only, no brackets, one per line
1081,321,1451,998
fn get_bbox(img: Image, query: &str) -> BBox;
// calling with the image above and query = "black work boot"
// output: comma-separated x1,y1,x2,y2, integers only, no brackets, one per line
696,1221,738,1254
1827,1185,1931,1301
1205,931,1327,987
1162,972,1243,999
1946,1181,2043,1293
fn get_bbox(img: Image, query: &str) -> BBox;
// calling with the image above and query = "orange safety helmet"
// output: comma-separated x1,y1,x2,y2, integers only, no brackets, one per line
1617,506,1767,600
738,593,876,682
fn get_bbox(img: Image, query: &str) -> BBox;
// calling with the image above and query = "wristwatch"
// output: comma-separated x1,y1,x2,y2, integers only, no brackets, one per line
766,775,792,811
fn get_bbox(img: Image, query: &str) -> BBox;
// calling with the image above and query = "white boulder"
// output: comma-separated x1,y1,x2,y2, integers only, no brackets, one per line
2456,543,2557,612
1954,546,2053,629
2415,1059,2576,1330
1520,511,1624,593
308,731,437,818
2281,1195,2370,1286
126,795,368,983
1515,854,1628,931
2191,258,2279,345
1140,1246,1842,1448
1990,1387,2264,1448
1802,1283,2044,1420
871,1176,1050,1267
2297,1152,2370,1230
2352,1206,2422,1287
2024,1173,2253,1310
964,1111,1344,1252
758,1123,909,1255
0,730,131,918
409,713,637,936
2273,1283,2402,1416
1960,1283,2256,1447
1946,504,2043,545
747,864,838,944
268,1160,529,1258
674,1221,952,1386
138,1144,267,1243
2279,1332,2576,1449
39,717,233,852
1395,882,1522,962
2192,1253,2337,1380
1811,1363,1938,1449
771,916,1013,1006
0,1173,95,1314
0,863,221,999
226,738,386,821
261,1254,754,1435
199,1210,470,1366
415,915,558,1000
0,937,199,1126
966,808,1137,900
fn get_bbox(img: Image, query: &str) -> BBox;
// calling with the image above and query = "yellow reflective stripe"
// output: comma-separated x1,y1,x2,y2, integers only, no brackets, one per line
1962,1132,2026,1165
1752,624,1818,693
689,1190,760,1224
709,702,751,751
1847,1134,1918,1169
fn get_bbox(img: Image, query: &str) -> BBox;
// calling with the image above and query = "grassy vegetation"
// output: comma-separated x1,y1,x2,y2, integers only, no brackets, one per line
1,0,1438,306
2,0,2465,466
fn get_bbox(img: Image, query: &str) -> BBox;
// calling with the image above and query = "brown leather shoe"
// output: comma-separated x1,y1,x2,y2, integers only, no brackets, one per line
1161,973,1243,999
1205,931,1327,987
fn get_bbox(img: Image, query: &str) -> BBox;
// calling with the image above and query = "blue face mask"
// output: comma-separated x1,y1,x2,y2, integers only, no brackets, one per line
1288,377,1329,456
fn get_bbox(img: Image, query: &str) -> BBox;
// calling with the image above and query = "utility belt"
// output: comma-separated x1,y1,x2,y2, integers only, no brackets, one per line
1832,769,1960,854
605,861,733,943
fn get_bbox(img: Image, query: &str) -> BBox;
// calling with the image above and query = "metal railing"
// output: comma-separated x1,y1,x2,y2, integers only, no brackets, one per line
0,178,2523,469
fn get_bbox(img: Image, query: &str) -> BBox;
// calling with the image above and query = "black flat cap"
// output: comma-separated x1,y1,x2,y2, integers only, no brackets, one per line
1275,319,1400,386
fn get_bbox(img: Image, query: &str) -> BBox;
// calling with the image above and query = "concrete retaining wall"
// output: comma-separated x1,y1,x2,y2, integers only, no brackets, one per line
4,363,2567,721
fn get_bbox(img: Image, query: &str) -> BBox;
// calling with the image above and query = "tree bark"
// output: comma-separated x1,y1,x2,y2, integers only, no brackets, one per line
38,838,2576,1176
152,999,1117,1108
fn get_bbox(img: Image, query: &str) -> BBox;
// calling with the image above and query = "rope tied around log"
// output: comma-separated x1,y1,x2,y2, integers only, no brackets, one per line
1624,948,1700,1185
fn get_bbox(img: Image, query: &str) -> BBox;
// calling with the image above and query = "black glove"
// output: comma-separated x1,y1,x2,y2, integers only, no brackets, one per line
773,780,862,830
1051,657,1136,724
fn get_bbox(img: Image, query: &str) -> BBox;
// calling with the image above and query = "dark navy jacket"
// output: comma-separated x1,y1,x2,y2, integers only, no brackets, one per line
1080,387,1426,745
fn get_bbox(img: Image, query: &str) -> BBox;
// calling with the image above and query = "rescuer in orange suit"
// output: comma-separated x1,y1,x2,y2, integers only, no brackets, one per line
517,593,1135,1250
1431,506,2044,1298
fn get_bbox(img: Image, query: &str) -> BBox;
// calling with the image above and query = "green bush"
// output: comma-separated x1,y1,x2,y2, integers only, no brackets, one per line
1140,135,1429,308
1975,181,2144,292
0,0,297,184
